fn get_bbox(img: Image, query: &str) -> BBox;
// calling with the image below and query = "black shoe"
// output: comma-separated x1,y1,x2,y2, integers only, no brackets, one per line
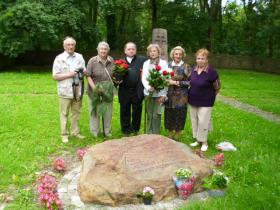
122,130,131,136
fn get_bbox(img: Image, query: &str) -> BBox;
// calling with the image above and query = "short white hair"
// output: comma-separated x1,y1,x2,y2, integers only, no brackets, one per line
146,43,161,57
170,46,186,60
97,41,110,51
63,36,76,46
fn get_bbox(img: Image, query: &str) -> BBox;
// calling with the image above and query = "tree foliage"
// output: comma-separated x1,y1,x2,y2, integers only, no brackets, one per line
0,0,279,58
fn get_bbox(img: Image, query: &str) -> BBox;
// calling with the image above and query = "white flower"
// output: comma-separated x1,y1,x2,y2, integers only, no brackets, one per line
143,187,155,195
175,168,192,179
213,169,224,176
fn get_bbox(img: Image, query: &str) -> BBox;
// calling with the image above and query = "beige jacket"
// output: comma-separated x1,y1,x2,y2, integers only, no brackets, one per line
52,51,85,98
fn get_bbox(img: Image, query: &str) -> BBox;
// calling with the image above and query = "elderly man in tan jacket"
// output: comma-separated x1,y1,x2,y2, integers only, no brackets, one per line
52,37,86,143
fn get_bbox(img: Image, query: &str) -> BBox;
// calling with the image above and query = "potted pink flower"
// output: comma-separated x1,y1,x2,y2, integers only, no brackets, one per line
136,186,155,205
178,177,196,199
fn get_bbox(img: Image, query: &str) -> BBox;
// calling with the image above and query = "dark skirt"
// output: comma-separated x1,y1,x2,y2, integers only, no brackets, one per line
164,107,187,131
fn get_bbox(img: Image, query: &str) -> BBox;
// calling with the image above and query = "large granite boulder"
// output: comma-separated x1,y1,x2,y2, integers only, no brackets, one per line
78,134,213,206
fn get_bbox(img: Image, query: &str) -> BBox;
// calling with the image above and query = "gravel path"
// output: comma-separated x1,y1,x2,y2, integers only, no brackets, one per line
218,95,280,124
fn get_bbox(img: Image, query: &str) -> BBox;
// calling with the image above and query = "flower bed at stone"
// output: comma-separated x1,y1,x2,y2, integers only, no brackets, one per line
35,148,88,209
38,174,63,210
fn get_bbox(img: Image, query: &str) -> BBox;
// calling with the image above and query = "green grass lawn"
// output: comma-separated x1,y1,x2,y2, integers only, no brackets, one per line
0,71,279,209
218,69,280,115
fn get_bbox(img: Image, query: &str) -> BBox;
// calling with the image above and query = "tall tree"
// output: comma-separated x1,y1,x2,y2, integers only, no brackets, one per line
198,0,222,51
151,0,158,29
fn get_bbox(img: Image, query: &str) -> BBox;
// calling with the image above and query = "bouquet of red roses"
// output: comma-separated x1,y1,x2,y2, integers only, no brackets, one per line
147,65,170,91
113,59,129,81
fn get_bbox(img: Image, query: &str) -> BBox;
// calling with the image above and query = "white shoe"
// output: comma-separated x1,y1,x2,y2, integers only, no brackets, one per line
73,134,85,139
201,144,208,152
62,136,69,143
190,141,199,147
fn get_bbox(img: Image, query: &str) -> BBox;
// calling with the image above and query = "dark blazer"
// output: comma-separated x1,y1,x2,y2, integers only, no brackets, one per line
118,55,146,103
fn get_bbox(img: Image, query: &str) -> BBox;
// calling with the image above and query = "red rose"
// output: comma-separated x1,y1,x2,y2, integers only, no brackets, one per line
214,153,225,166
155,65,161,71
162,70,168,75
170,71,175,77
53,158,66,171
115,60,123,65
121,63,129,69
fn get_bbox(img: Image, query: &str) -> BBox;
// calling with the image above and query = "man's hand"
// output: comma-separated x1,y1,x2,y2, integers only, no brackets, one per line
53,70,77,81
69,70,77,77
115,80,123,85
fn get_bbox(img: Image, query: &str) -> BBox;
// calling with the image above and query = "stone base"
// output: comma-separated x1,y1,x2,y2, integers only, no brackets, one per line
58,165,210,209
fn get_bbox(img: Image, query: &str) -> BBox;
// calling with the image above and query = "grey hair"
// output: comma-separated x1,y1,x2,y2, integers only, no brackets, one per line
146,43,161,57
97,41,110,51
170,46,186,60
63,36,76,46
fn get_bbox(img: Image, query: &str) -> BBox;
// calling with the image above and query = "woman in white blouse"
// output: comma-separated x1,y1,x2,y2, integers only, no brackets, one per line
142,44,169,134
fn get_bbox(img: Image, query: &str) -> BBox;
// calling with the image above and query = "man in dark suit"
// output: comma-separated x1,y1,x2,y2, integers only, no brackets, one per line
118,42,146,135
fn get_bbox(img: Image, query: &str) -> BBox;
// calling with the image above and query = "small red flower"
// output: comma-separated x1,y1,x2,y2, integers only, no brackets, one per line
162,70,168,76
170,71,175,77
53,158,66,172
114,59,124,65
120,63,129,69
155,65,161,71
214,153,224,166
77,148,88,160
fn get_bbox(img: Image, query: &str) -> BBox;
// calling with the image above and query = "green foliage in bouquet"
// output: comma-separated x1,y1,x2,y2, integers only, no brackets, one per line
92,81,114,115
202,169,228,189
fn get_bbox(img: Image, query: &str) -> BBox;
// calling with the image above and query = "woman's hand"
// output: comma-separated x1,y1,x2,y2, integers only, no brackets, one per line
148,87,155,93
156,96,166,104
169,79,180,86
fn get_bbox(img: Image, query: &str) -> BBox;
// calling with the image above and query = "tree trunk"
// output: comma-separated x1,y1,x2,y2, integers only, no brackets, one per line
92,0,98,24
117,8,127,48
151,0,157,29
206,0,222,51
106,14,116,50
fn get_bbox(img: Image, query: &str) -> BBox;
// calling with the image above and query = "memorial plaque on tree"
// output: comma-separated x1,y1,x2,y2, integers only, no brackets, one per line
152,28,168,61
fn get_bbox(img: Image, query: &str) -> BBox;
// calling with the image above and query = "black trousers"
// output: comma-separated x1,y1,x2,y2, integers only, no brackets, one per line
119,89,143,133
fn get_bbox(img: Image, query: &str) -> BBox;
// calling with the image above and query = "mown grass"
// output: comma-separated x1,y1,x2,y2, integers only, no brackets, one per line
219,69,280,115
0,70,279,209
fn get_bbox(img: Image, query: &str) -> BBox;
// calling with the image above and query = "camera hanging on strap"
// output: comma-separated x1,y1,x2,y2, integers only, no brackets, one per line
72,68,84,101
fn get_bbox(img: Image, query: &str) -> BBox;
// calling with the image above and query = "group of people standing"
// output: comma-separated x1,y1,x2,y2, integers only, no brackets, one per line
52,37,220,151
